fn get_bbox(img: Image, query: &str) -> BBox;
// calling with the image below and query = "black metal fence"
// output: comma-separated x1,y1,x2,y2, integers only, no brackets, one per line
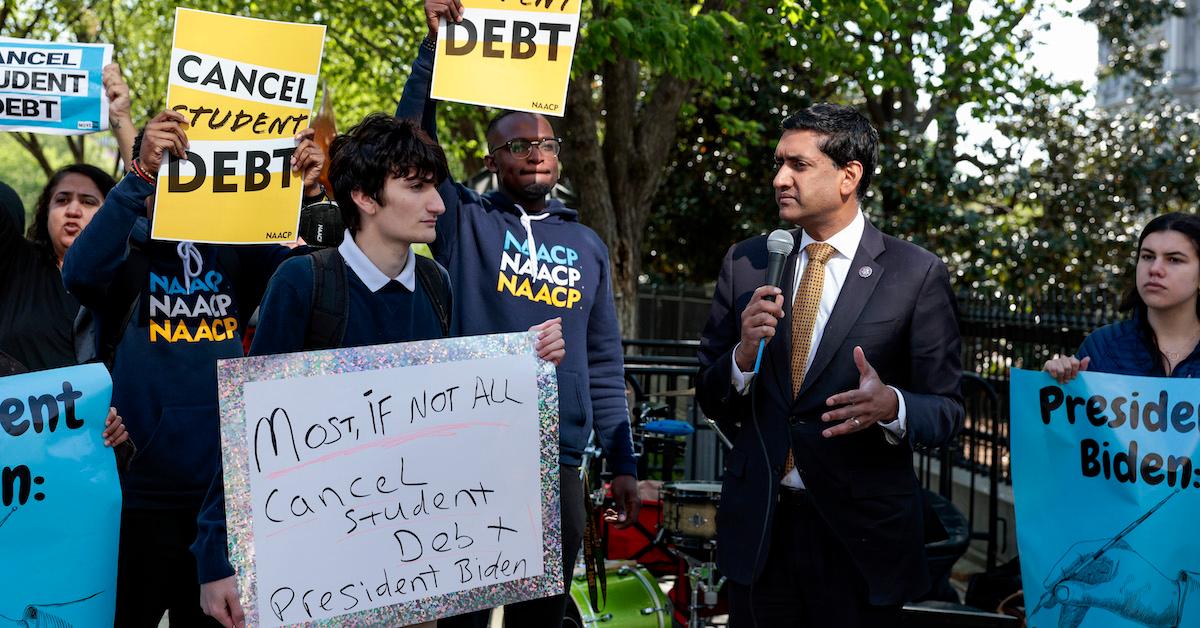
957,287,1122,382
953,287,1122,486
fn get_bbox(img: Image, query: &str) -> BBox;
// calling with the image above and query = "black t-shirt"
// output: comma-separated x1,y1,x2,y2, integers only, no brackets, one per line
0,208,79,372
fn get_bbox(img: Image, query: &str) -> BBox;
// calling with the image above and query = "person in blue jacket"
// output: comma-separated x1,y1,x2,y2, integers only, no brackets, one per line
397,2,639,626
1045,212,1200,382
61,109,326,627
1041,212,1200,628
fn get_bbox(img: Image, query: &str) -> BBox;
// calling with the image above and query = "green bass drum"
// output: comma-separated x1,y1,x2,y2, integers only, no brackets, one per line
564,560,673,628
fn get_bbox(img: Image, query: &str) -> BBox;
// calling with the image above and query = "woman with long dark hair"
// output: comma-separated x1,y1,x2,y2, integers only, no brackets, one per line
0,165,116,371
0,166,131,457
1045,212,1200,381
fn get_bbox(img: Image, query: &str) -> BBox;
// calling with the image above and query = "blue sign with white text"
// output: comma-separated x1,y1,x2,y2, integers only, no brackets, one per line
0,37,113,135
1010,368,1200,627
0,364,121,627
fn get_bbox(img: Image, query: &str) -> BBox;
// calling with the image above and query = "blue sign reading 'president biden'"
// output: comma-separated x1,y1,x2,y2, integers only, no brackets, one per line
1010,368,1200,628
0,364,120,627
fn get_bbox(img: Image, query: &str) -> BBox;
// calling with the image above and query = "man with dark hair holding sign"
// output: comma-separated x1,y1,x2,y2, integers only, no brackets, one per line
397,2,639,626
192,113,566,628
61,109,325,627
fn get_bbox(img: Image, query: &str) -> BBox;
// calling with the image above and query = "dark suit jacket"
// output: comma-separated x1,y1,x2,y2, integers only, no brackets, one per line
696,221,964,605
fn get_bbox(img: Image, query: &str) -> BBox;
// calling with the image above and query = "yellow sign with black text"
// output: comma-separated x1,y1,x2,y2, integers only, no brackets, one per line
151,8,326,244
430,0,580,116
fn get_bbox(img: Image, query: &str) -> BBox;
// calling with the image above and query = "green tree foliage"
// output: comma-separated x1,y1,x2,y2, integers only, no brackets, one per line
982,94,1200,296
650,0,1069,286
647,0,1199,324
559,0,775,331
5,0,1195,335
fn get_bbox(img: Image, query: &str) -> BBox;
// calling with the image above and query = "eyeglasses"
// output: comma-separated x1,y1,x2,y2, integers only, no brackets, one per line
488,137,563,158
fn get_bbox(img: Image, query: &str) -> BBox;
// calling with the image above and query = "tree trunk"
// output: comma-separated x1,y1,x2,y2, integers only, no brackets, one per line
562,62,692,337
67,135,86,164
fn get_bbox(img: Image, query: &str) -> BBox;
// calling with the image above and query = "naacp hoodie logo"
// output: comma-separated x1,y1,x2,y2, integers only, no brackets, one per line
145,269,239,343
497,230,583,309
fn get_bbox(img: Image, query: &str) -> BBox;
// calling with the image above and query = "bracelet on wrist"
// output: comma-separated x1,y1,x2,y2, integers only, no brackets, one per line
130,159,156,186
421,34,437,52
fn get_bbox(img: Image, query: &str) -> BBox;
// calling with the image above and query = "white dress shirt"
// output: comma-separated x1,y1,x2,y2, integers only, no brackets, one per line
338,229,416,292
729,212,907,488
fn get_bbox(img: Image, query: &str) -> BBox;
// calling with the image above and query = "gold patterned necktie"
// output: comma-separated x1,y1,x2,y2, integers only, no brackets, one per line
783,242,835,478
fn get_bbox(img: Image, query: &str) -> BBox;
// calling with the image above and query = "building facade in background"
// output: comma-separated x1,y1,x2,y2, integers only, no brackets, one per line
1098,0,1200,107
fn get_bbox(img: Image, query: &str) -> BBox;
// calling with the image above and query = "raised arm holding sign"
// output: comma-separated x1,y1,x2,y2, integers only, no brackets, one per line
398,3,639,625
427,0,580,115
102,62,135,169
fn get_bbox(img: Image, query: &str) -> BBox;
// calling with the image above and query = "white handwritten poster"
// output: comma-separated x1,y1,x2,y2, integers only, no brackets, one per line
217,332,562,627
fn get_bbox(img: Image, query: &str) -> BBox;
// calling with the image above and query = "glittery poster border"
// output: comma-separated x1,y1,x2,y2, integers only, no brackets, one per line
216,331,563,626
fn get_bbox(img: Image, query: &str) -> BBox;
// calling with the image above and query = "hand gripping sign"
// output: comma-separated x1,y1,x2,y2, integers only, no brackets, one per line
152,8,326,245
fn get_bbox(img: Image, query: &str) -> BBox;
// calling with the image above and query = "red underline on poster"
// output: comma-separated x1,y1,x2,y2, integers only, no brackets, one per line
264,421,511,480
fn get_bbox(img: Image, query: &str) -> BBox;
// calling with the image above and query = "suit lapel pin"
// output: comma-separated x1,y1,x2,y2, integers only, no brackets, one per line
858,266,873,278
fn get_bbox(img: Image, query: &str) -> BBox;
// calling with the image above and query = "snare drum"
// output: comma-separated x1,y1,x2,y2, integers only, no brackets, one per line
660,481,721,549
565,561,672,628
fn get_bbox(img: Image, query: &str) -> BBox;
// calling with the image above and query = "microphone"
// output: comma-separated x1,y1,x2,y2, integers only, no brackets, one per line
753,229,795,375
298,200,345,247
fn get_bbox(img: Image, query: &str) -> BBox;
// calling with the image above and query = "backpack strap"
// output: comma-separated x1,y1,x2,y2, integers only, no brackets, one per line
414,255,452,336
305,248,349,350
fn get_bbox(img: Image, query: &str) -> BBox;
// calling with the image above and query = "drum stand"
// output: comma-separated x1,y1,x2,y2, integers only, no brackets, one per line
655,528,726,628
681,556,726,628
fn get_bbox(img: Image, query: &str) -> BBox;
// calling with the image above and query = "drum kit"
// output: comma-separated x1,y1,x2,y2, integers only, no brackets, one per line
565,561,672,628
565,384,1017,627
566,480,729,628
568,397,731,628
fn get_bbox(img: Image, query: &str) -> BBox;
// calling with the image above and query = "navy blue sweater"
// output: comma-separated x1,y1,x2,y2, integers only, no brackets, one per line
191,246,448,583
249,254,445,354
62,173,299,510
397,45,636,476
1078,313,1200,378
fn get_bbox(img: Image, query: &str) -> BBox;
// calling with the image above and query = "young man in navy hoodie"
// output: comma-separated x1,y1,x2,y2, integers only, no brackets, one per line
193,114,566,628
61,109,324,627
398,2,640,625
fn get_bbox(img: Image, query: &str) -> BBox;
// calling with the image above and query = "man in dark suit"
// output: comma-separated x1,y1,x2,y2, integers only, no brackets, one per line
696,103,963,627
